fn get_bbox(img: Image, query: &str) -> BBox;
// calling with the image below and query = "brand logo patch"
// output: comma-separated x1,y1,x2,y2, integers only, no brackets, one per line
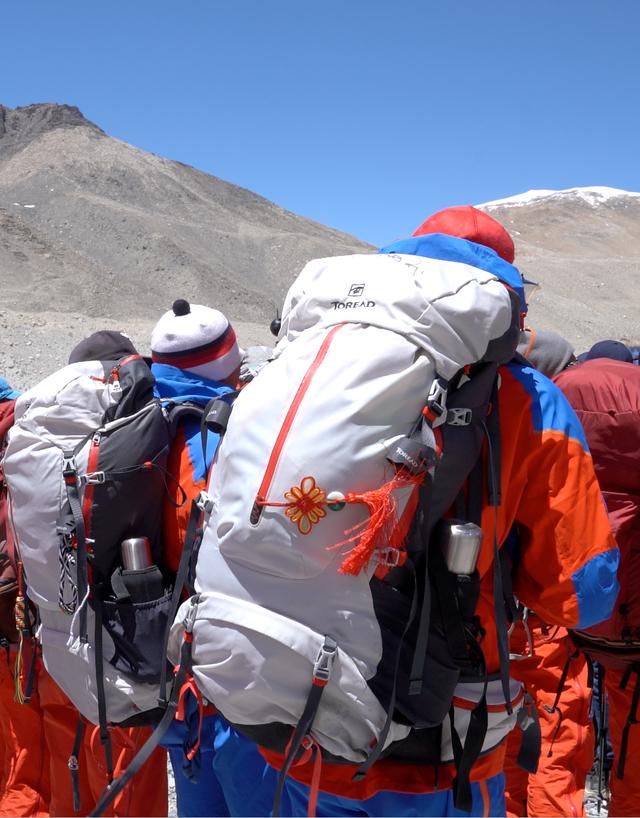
348,283,365,297
330,300,376,310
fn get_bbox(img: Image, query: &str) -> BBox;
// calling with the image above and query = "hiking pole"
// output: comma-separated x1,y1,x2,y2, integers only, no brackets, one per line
596,663,608,815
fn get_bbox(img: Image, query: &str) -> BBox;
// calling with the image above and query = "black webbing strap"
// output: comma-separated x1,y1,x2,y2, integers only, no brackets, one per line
273,636,337,816
201,399,215,471
548,651,574,716
90,634,195,817
353,564,420,782
69,716,86,813
596,663,608,808
499,549,520,627
408,479,434,695
62,453,89,643
616,663,640,780
273,684,325,816
491,529,512,714
93,600,114,782
467,456,484,527
482,398,511,714
485,380,502,507
516,692,541,773
543,650,575,757
449,685,488,813
158,499,202,708
431,546,471,668
165,401,203,440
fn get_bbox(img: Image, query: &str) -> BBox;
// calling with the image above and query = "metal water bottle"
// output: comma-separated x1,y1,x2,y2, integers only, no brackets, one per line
441,521,483,575
113,537,164,603
120,537,152,571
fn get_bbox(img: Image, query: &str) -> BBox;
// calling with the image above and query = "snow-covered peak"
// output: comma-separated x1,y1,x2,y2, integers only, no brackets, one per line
479,186,640,210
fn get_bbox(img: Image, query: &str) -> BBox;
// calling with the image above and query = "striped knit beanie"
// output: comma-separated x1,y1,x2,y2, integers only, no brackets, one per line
151,299,242,383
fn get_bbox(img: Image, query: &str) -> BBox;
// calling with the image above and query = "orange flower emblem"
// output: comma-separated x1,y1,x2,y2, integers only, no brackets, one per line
284,476,327,535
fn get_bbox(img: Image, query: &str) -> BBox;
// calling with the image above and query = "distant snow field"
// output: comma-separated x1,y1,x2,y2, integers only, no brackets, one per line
479,186,640,209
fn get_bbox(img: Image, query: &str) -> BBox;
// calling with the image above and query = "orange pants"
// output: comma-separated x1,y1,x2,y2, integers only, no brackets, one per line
504,626,594,817
0,650,50,816
37,665,168,817
604,665,640,817
0,648,168,817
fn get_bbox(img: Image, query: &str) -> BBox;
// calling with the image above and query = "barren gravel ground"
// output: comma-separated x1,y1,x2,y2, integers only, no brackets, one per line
0,309,273,392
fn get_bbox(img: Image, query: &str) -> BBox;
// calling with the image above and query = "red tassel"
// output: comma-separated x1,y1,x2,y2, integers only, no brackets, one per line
332,470,425,576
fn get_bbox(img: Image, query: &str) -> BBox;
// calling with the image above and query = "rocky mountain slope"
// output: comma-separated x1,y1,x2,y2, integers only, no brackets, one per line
1,103,638,389
0,103,371,387
478,186,640,351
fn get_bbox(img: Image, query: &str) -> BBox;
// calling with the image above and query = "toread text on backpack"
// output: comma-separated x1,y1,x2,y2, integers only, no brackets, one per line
169,245,524,810
3,353,207,797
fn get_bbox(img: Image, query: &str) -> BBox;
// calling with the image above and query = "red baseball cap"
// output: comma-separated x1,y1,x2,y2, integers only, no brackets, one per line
412,205,515,264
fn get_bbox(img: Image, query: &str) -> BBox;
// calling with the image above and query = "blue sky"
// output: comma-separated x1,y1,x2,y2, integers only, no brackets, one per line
2,0,640,246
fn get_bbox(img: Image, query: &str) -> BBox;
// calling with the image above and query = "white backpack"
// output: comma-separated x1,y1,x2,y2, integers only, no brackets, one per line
4,356,175,728
170,249,524,807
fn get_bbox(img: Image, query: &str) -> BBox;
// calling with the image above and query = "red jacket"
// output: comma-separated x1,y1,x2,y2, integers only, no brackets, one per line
556,359,640,649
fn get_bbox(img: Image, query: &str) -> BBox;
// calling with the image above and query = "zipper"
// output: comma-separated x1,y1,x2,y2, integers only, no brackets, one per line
250,324,345,525
110,354,142,380
99,401,159,435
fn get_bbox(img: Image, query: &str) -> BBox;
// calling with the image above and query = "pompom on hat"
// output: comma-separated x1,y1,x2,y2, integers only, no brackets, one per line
151,299,242,383
413,205,515,264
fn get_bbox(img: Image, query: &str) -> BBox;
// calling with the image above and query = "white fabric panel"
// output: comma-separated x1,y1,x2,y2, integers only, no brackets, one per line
5,362,117,608
3,363,162,725
175,252,517,759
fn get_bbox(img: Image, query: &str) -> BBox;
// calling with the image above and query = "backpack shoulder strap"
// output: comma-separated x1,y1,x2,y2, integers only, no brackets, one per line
482,379,512,712
163,400,206,439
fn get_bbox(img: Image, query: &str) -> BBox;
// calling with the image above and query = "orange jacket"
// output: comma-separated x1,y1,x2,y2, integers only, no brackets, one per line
263,359,619,796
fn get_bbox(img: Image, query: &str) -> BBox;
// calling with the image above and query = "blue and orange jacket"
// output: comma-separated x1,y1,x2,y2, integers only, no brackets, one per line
261,235,620,797
152,363,234,573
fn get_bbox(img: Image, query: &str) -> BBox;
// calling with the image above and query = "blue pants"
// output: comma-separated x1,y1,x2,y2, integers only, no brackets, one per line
163,710,229,817
211,719,278,816
162,707,277,817
277,772,506,817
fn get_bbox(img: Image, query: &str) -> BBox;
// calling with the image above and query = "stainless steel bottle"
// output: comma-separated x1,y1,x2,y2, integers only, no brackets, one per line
441,521,483,575
120,537,152,571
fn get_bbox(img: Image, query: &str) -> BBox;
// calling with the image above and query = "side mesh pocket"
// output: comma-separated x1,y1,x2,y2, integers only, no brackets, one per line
98,591,173,683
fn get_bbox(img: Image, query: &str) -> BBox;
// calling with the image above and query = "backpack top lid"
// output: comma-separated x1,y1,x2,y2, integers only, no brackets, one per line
378,233,527,315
